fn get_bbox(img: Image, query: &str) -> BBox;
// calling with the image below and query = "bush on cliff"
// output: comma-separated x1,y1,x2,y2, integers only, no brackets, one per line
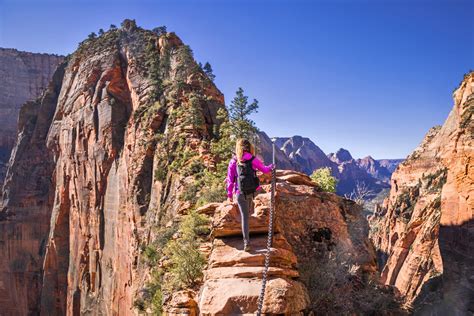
137,210,210,314
311,167,338,193
163,209,209,290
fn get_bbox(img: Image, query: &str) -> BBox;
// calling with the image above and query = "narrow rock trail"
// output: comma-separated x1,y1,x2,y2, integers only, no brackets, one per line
166,170,378,315
199,198,309,315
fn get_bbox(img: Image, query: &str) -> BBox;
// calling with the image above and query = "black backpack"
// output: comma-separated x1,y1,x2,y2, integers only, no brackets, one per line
237,156,260,195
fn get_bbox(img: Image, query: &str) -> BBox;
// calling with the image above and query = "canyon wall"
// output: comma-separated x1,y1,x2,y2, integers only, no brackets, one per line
0,48,63,185
0,21,225,315
369,72,473,313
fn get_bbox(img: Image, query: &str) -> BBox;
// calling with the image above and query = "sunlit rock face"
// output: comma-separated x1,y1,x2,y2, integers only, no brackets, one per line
0,23,225,315
369,72,473,314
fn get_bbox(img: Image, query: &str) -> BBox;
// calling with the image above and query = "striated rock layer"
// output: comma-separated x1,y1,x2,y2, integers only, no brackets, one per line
0,48,63,185
0,22,224,315
369,72,474,313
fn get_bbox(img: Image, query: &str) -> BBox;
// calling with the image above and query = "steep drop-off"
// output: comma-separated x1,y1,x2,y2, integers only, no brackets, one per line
0,48,63,185
1,21,224,315
369,72,473,314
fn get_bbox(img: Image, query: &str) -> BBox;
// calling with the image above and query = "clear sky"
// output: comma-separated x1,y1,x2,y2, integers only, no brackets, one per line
1,0,472,159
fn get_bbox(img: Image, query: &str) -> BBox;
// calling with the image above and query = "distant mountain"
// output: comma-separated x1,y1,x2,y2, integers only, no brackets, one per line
262,137,400,196
256,132,295,170
328,148,353,164
377,159,404,173
275,135,336,175
329,148,390,195
356,156,393,183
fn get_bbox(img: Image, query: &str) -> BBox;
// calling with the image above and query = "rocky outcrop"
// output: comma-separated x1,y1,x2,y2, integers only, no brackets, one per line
369,72,474,313
0,22,225,315
0,48,63,185
173,170,400,315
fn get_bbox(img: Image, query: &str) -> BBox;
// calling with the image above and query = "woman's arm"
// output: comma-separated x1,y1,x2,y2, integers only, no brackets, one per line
226,158,237,198
252,157,274,174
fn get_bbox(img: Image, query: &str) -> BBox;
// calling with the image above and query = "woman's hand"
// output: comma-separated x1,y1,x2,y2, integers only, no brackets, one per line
227,197,233,203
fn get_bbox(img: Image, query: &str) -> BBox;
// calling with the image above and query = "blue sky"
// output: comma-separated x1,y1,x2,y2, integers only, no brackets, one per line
1,0,472,159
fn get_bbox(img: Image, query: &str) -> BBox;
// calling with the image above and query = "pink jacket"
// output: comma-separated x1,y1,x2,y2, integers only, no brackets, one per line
226,152,273,198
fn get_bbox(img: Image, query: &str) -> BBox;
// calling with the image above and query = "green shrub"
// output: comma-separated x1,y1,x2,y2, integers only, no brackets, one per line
182,182,200,203
163,210,209,291
142,245,159,266
311,167,338,193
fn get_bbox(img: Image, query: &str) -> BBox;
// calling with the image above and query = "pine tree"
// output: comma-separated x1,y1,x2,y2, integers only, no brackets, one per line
98,28,105,36
203,62,215,81
110,24,117,30
152,26,167,36
227,87,258,139
88,32,97,40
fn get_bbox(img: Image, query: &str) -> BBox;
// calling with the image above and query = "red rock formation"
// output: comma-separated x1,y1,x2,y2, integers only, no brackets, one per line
0,22,402,315
164,170,398,315
0,24,224,315
0,48,63,185
369,72,473,313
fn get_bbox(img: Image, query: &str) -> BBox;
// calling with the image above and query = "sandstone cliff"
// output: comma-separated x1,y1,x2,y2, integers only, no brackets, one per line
0,48,63,185
0,21,224,315
369,72,474,313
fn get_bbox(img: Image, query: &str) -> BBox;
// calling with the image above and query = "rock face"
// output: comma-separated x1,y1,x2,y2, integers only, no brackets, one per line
0,48,63,185
369,72,474,313
0,23,224,315
195,170,386,315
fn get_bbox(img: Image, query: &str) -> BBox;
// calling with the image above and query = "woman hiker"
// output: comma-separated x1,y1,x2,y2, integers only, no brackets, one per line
226,138,274,252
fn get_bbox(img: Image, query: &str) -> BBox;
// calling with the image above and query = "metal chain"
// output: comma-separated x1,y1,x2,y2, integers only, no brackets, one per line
256,165,276,315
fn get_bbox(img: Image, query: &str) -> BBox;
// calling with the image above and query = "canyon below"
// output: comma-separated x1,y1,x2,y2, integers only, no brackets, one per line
0,21,472,315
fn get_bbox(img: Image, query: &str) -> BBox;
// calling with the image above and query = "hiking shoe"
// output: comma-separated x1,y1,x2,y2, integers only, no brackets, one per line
244,243,251,252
